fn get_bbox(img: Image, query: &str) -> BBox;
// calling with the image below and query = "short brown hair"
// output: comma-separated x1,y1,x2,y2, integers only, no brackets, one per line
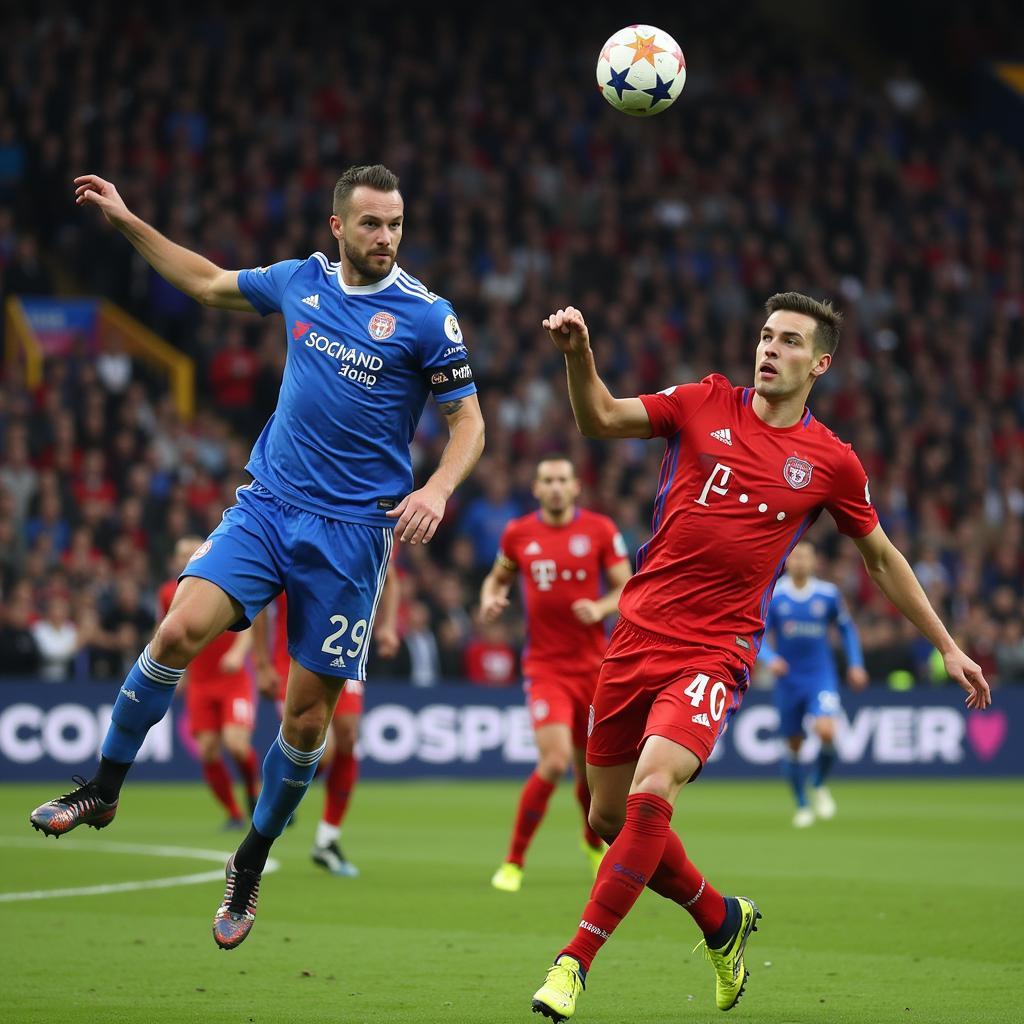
332,164,400,216
536,454,575,476
765,291,843,356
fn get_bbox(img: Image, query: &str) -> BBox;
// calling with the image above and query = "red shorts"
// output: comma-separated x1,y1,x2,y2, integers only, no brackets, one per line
274,679,365,720
585,619,749,769
186,679,255,736
526,673,598,750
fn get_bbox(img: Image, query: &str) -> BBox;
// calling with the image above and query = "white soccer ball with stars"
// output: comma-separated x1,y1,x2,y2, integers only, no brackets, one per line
596,24,685,117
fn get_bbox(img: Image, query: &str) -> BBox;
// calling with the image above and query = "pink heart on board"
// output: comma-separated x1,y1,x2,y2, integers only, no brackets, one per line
966,711,1007,761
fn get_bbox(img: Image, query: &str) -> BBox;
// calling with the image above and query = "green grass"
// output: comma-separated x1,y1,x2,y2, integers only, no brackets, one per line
2,779,1021,1023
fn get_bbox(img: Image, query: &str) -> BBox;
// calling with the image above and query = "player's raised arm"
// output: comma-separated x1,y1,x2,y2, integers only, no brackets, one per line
74,174,254,312
852,524,991,709
544,305,652,439
387,392,485,545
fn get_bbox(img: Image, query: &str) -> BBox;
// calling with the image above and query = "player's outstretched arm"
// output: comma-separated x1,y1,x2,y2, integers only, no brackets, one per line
852,525,991,709
74,174,254,312
387,393,485,544
543,306,652,439
480,558,516,623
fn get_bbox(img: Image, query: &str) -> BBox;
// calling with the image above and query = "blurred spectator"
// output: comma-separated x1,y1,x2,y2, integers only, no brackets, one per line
463,620,518,687
403,601,442,687
0,580,40,676
0,2,1021,686
31,594,79,681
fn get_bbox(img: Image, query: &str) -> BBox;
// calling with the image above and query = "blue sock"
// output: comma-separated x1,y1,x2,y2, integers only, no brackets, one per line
252,729,327,839
100,646,184,764
813,743,837,788
782,752,807,808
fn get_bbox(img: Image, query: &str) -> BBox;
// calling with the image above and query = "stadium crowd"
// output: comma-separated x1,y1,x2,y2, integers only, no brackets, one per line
1,4,1022,687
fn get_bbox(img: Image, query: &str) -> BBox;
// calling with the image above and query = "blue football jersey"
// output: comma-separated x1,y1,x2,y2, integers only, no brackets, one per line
237,254,476,527
759,576,864,689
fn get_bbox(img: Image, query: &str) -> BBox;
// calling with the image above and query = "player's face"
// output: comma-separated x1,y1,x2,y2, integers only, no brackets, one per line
786,542,816,581
754,311,831,400
533,461,580,515
332,187,404,283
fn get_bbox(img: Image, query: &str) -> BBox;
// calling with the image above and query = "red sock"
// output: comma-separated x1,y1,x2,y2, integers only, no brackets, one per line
574,775,602,849
202,759,241,818
507,771,556,867
233,749,260,799
647,830,727,935
323,752,358,827
562,792,673,970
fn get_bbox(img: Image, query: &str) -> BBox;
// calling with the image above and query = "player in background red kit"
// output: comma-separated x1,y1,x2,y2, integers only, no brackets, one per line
251,563,399,876
530,293,991,1021
481,457,631,893
158,538,259,828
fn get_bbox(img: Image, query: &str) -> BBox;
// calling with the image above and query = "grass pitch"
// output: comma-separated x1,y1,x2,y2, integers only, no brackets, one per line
2,778,1021,1023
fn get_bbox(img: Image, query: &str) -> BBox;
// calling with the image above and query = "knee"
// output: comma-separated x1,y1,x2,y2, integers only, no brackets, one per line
151,613,207,664
537,750,571,781
588,805,624,843
333,722,359,756
283,705,330,752
225,737,250,761
632,770,678,802
816,720,837,745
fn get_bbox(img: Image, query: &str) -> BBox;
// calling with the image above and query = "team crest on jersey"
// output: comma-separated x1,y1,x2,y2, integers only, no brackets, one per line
569,534,591,557
189,540,212,561
810,599,827,618
783,456,813,489
368,311,397,340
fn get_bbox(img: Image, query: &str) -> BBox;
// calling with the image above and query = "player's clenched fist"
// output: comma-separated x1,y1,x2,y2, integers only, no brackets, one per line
543,306,591,355
479,593,510,623
74,174,132,227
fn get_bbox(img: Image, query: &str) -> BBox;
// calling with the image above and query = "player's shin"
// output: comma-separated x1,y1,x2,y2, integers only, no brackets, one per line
647,829,727,936
239,728,326,871
96,645,184,800
813,742,836,787
782,750,807,807
507,771,556,866
574,775,602,849
561,792,673,970
322,751,358,828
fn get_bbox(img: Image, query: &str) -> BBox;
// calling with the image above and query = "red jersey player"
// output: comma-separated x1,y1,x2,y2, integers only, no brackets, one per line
481,456,631,893
530,293,991,1021
159,537,259,828
251,563,399,877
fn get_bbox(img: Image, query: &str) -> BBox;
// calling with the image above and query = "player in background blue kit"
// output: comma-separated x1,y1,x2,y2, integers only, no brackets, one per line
759,541,869,828
29,165,485,948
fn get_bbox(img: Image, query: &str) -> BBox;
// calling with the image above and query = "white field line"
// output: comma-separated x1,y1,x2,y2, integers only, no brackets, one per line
0,836,279,902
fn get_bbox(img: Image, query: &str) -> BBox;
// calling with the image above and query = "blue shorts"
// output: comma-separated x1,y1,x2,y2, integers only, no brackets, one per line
774,679,843,738
181,480,393,681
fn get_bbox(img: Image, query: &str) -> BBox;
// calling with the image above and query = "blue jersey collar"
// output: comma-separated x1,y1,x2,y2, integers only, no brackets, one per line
336,262,401,295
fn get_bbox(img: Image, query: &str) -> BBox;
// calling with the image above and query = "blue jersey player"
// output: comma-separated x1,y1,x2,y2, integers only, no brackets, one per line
30,165,485,948
759,541,869,828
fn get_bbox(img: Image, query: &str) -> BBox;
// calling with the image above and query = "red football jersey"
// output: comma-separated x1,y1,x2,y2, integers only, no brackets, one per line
158,579,250,687
619,374,878,666
498,508,630,680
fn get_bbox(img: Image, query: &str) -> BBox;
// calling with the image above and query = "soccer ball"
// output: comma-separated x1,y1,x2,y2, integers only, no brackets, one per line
596,25,686,117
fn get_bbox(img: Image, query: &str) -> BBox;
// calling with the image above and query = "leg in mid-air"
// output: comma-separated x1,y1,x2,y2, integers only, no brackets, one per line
492,721,573,893
29,577,242,837
311,696,362,877
213,660,341,949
